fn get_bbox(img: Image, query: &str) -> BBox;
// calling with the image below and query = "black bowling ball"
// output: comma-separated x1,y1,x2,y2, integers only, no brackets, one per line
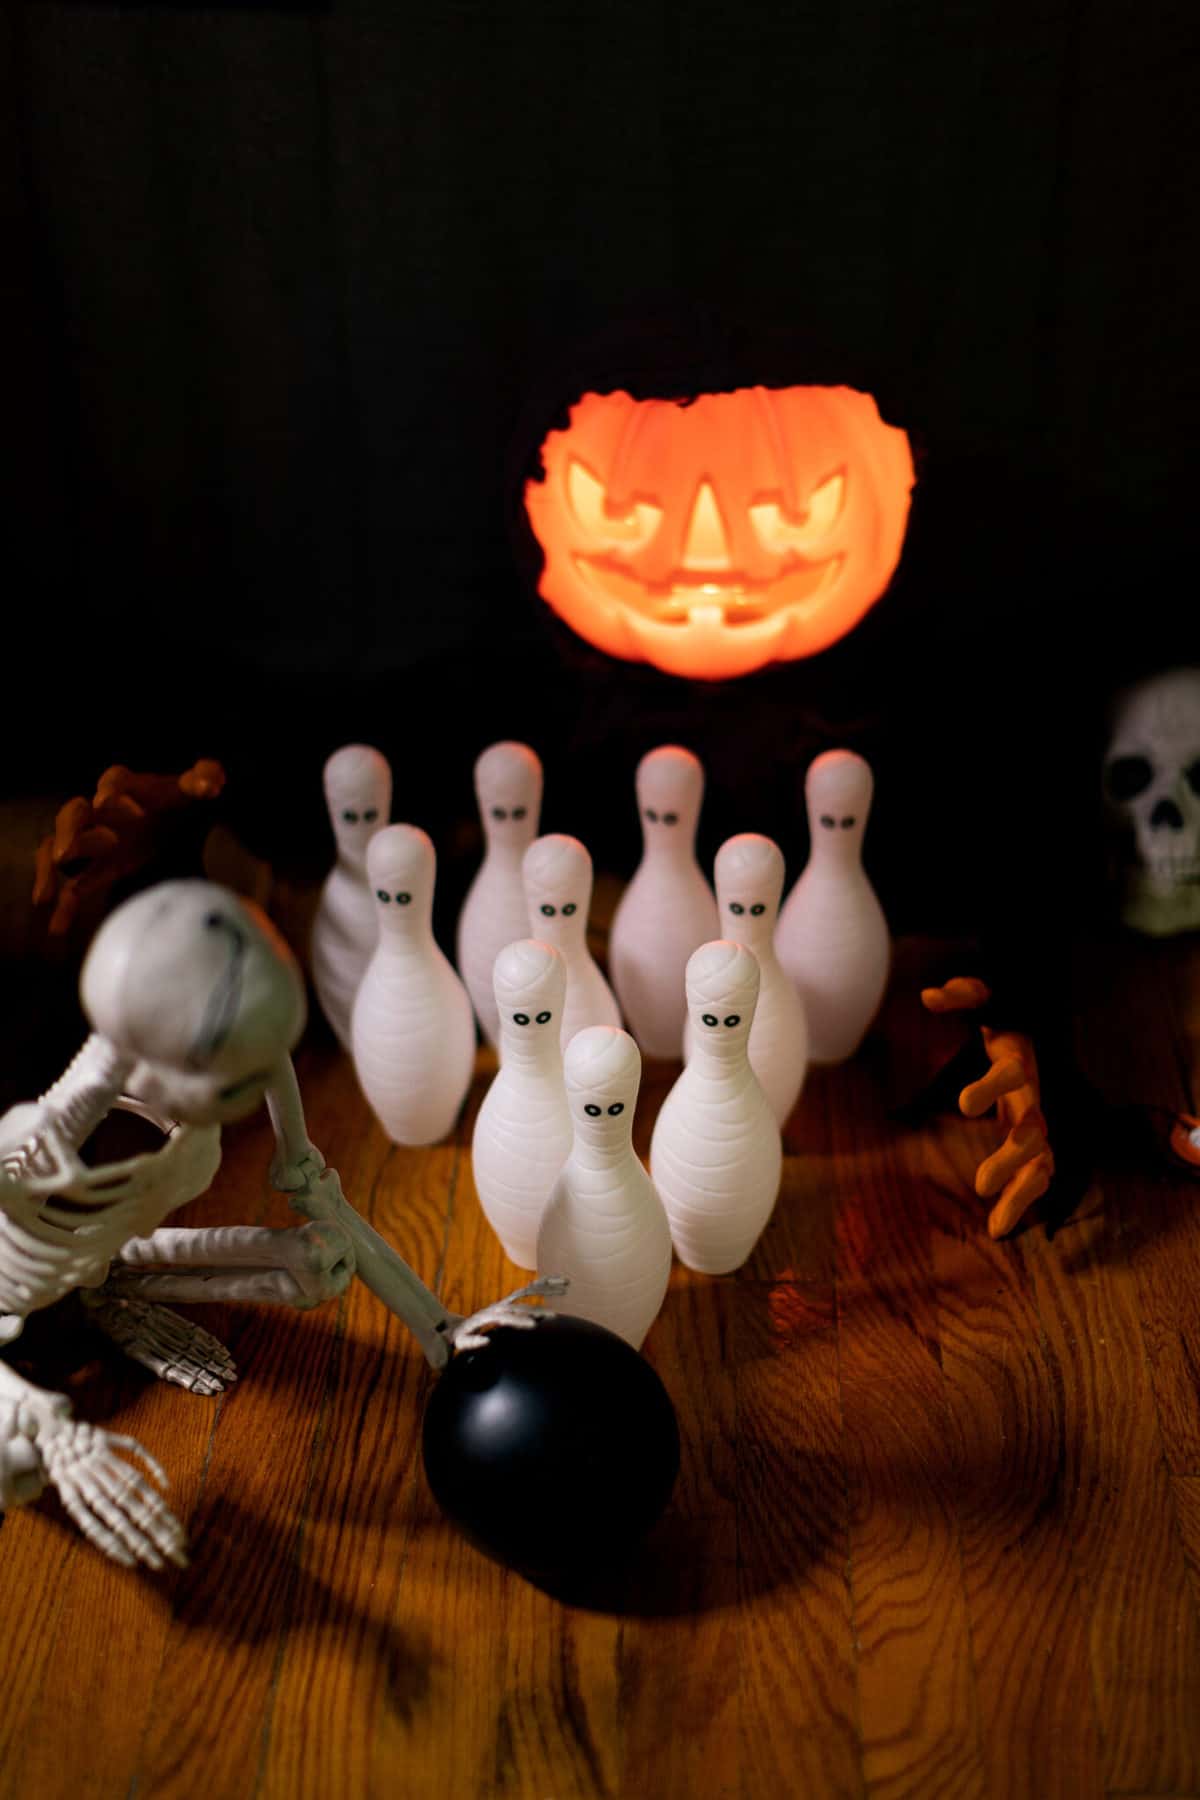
422,1314,680,1578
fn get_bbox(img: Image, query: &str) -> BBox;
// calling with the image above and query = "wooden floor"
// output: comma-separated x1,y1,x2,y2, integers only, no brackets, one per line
1,924,1198,1799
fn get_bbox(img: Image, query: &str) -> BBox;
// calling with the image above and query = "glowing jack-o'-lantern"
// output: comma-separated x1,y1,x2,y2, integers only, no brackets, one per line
524,384,915,681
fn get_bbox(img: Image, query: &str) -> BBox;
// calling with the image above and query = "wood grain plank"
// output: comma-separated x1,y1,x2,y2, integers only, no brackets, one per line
832,1057,988,1800
920,1117,1105,1799
1024,1200,1200,1794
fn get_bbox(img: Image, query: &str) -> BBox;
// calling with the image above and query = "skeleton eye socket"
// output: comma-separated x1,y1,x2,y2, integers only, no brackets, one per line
701,1013,718,1027
541,903,556,917
395,891,411,905
750,903,766,916
607,1102,624,1116
536,1010,552,1024
491,806,508,820
512,806,528,820
1106,755,1155,801
513,1012,530,1025
729,902,745,915
362,808,378,823
724,1014,741,1028
342,809,360,824
562,902,577,916
819,814,836,829
584,1103,602,1117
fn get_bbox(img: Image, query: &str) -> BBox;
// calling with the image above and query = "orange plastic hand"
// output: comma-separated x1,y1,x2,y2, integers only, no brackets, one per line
921,979,1055,1239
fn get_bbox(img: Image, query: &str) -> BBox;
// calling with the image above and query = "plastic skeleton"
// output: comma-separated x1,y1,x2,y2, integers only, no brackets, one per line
0,881,563,1570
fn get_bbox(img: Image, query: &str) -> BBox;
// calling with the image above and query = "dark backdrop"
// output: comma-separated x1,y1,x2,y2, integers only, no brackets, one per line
4,0,1197,935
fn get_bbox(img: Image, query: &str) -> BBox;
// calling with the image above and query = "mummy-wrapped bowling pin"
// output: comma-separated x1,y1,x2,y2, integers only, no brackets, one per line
522,834,621,1050
311,744,391,1049
775,750,889,1064
456,742,543,1048
351,825,475,1144
609,746,719,1059
537,1027,672,1350
651,941,782,1274
472,940,573,1269
711,834,808,1126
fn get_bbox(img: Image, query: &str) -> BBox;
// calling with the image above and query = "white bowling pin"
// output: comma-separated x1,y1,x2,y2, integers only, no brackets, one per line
775,750,889,1064
456,742,543,1049
471,939,573,1269
710,835,808,1126
537,1026,672,1350
651,941,782,1274
522,835,621,1050
310,744,391,1050
609,746,719,1059
351,824,475,1144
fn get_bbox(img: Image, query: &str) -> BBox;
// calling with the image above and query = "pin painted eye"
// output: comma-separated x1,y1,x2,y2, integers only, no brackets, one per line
663,811,678,825
376,889,391,903
513,1012,530,1025
750,903,766,916
724,1014,741,1028
363,808,378,823
607,1102,624,1116
342,809,360,823
396,892,411,905
512,806,527,820
535,1010,552,1024
820,815,836,829
729,902,745,915
562,903,577,916
491,806,508,820
701,1013,718,1027
541,903,556,916
584,1103,602,1117
645,808,659,822
841,816,856,828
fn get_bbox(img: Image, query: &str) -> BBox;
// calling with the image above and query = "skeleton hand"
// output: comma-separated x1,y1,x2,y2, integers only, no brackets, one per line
37,1418,188,1570
921,978,1055,1238
448,1276,569,1353
0,1401,51,1510
82,1292,237,1394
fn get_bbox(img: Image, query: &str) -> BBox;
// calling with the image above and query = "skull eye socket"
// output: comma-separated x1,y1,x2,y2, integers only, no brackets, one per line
1106,755,1155,801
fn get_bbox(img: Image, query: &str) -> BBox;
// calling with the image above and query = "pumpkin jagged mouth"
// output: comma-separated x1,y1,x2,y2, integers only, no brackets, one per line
573,554,843,626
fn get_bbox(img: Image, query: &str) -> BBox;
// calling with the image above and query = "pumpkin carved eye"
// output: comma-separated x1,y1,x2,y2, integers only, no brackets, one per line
748,472,845,553
567,459,663,548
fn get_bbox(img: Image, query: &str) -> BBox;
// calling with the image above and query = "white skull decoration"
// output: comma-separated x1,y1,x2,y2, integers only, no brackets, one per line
1102,668,1200,937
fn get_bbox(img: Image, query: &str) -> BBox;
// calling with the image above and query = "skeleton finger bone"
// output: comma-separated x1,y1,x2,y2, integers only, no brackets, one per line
39,1421,187,1569
449,1275,569,1353
82,1292,237,1393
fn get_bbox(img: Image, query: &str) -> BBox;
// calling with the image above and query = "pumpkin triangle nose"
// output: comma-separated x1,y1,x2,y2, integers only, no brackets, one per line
680,482,733,570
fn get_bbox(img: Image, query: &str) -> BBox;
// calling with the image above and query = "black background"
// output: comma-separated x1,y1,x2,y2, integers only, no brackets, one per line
5,0,1198,936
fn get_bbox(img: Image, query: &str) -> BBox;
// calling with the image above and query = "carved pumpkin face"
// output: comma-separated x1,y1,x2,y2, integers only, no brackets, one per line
524,384,914,680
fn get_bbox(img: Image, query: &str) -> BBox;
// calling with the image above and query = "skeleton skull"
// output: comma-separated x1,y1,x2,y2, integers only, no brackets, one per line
1103,668,1200,937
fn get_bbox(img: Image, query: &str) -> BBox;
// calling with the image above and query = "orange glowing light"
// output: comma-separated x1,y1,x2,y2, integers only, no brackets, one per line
524,384,915,680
